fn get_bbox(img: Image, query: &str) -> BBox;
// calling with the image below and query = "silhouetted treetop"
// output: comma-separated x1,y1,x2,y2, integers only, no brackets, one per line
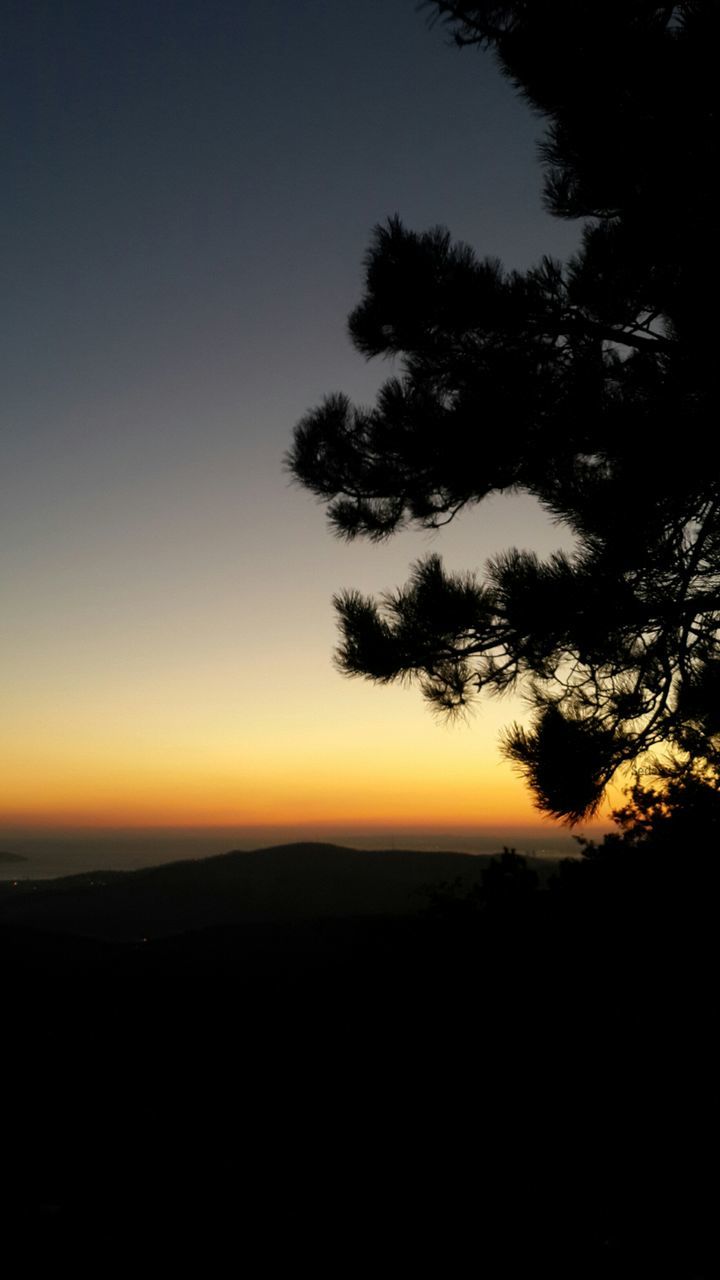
287,1,718,822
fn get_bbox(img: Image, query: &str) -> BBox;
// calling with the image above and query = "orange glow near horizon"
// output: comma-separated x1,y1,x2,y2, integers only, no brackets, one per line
3,705,545,830
2,753,538,829
3,694,616,835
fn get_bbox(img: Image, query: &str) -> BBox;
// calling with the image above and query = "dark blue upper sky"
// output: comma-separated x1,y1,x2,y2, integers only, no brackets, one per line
2,0,578,442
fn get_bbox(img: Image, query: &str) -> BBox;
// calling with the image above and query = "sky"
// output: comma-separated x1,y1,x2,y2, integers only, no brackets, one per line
1,0,611,845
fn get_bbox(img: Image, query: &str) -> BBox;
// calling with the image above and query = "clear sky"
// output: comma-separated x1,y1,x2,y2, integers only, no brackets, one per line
1,0,610,840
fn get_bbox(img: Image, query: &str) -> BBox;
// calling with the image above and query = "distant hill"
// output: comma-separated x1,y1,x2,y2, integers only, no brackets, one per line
0,840,556,942
0,850,27,864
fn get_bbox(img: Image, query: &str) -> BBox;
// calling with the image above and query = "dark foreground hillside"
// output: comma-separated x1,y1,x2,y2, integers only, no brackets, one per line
2,841,714,1276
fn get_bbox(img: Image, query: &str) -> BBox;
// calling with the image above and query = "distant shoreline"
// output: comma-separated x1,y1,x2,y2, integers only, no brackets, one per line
0,829,587,882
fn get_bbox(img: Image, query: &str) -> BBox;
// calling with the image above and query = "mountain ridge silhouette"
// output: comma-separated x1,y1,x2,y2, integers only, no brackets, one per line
0,840,557,943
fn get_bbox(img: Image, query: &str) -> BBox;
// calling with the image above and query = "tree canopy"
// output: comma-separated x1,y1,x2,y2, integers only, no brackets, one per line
287,1,717,822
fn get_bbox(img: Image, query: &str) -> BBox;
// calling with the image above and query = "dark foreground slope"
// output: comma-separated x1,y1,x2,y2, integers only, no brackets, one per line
2,842,713,1276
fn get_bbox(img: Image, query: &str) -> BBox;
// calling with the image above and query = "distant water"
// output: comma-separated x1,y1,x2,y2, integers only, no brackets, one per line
0,824,598,881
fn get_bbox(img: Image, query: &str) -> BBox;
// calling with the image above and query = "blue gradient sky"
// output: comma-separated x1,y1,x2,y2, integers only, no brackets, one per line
2,1,607,838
